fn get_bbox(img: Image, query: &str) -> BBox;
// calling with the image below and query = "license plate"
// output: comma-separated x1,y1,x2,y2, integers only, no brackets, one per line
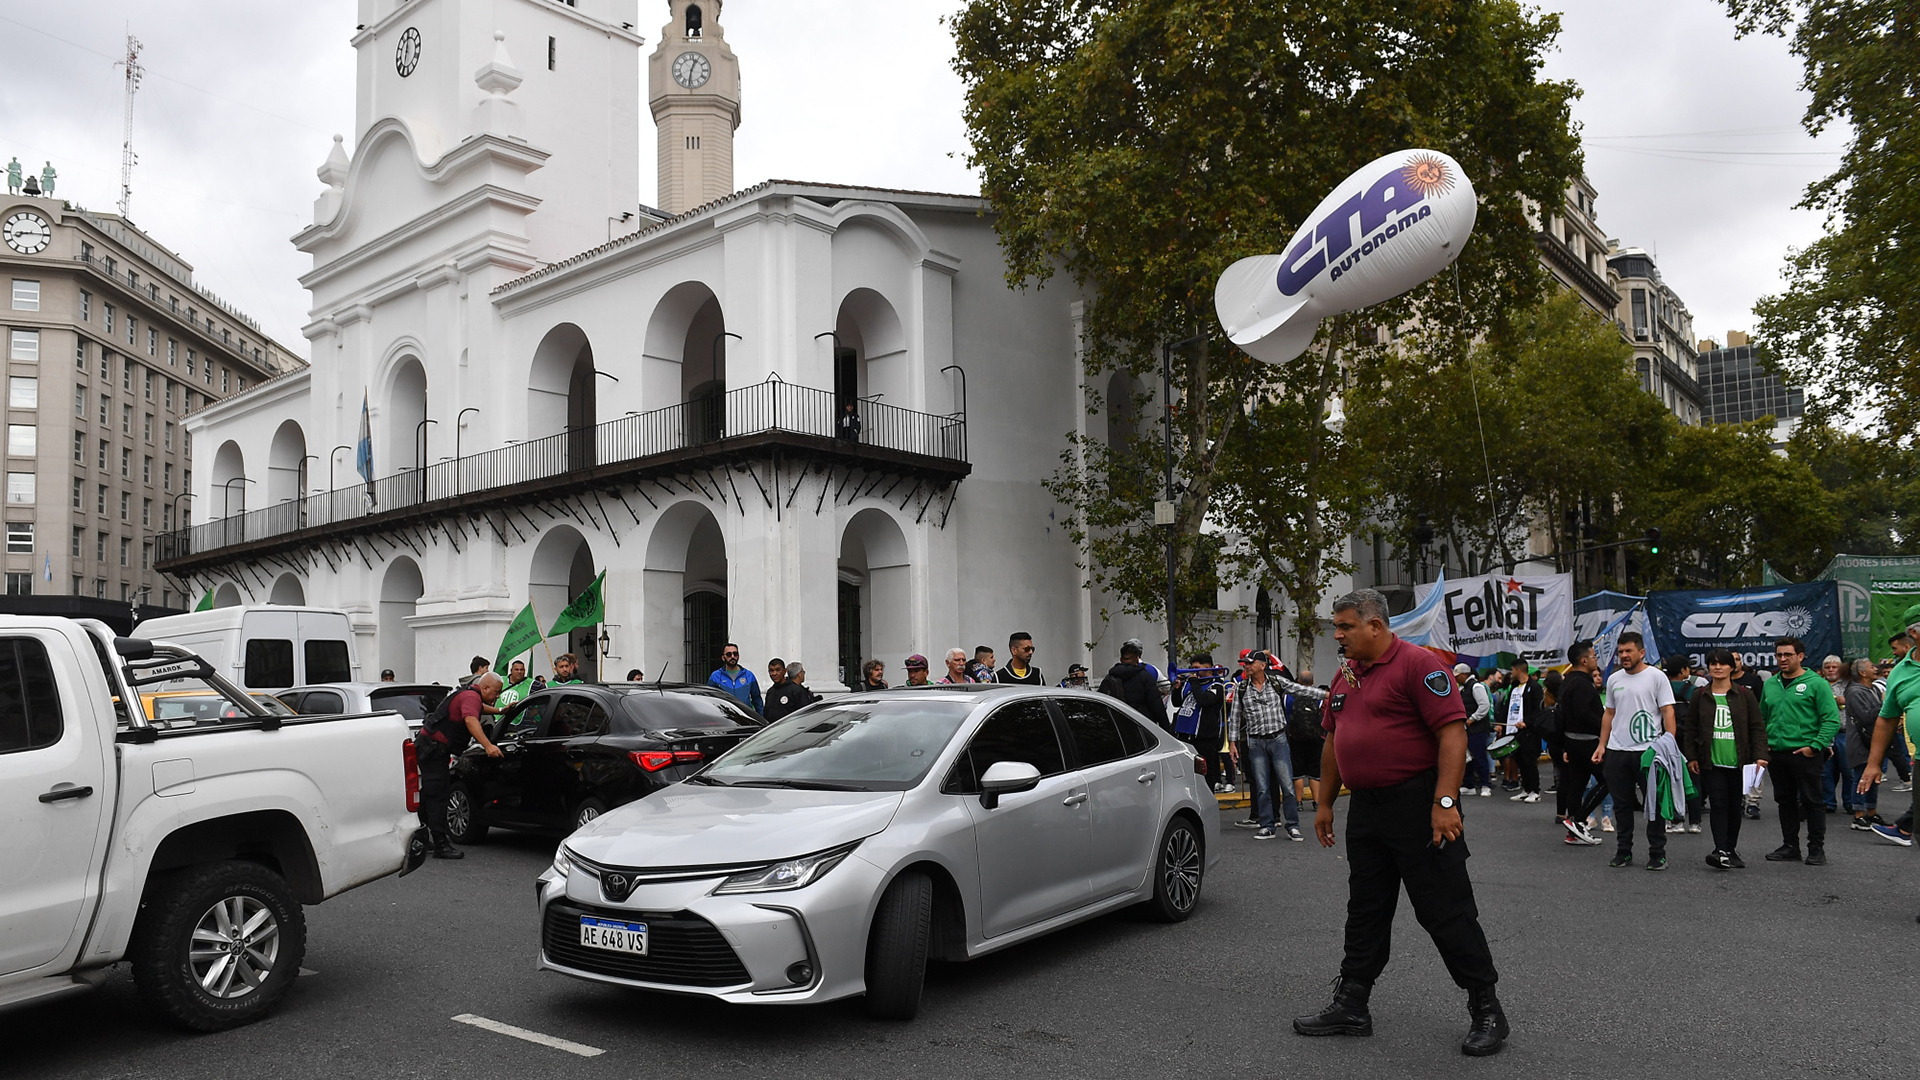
579,916,648,955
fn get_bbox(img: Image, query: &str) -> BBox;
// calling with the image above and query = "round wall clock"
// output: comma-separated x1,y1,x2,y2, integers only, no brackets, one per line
3,211,51,254
672,51,711,89
396,27,422,77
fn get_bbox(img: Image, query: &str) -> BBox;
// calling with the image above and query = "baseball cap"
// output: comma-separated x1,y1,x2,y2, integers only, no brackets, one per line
1453,663,1472,676
904,653,928,670
1238,649,1254,663
1067,663,1088,676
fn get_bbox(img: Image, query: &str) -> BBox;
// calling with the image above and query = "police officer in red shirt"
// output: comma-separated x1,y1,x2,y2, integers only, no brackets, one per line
1293,589,1507,1056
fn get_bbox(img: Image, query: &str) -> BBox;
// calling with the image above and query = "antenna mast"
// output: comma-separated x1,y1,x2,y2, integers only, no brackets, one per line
115,31,144,218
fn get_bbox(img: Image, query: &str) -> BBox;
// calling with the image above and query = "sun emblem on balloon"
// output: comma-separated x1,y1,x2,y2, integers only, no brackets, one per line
1400,153,1453,195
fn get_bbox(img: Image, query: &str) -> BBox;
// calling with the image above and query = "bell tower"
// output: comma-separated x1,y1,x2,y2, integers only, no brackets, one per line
648,1,741,214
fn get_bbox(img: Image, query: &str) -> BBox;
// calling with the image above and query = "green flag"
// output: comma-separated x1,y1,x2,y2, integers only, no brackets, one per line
1871,581,1920,662
548,571,606,638
195,590,214,612
495,603,542,674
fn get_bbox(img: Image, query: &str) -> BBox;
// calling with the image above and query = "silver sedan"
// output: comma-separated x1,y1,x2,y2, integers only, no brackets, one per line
534,685,1219,1018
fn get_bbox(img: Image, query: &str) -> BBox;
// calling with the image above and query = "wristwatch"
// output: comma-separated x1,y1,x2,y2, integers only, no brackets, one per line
1435,796,1457,810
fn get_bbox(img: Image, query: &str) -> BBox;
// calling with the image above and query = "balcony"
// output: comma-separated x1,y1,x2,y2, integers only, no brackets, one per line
155,381,969,574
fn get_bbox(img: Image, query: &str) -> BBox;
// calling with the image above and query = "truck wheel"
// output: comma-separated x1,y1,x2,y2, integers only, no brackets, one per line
863,870,932,1020
131,860,307,1032
1144,816,1204,923
447,783,488,844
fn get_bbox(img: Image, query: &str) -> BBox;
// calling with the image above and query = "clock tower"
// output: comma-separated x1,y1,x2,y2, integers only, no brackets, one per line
648,1,741,214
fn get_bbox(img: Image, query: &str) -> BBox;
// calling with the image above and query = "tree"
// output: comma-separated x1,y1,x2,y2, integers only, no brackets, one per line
1723,2,1920,437
1629,419,1840,587
1787,416,1920,556
1345,290,1672,587
951,0,1582,666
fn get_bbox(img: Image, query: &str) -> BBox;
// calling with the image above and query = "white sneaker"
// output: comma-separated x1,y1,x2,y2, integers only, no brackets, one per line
1460,786,1473,795
1602,817,1615,832
1686,823,1702,834
1477,786,1492,797
1510,791,1528,801
1523,792,1541,803
1896,782,1914,793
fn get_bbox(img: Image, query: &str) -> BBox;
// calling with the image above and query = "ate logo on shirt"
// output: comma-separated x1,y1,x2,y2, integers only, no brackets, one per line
1627,709,1659,744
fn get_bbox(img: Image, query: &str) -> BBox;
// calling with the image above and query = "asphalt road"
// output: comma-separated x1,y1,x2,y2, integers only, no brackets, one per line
8,788,1918,1079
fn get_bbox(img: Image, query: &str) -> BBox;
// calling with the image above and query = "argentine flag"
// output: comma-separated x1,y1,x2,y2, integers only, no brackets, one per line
355,391,375,507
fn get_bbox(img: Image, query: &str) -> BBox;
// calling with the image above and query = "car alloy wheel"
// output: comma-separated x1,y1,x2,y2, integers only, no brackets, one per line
446,787,472,837
188,895,280,1000
1161,825,1202,914
574,798,608,830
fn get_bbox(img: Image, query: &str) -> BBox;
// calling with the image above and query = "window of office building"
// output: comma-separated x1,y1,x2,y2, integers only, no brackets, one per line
70,575,82,595
11,280,39,311
164,421,174,450
143,371,153,400
99,351,109,380
119,447,129,478
5,572,30,597
121,404,131,435
146,328,156,357
7,376,36,408
70,431,82,464
122,362,132,392
98,394,108,425
96,484,105,514
163,382,173,411
80,291,90,321
119,537,129,566
120,491,129,521
9,329,37,362
6,521,32,554
185,350,194,377
221,369,230,393
7,473,35,503
96,439,106,470
73,387,84,418
70,477,81,510
142,456,151,485
69,526,81,558
125,317,135,348
104,305,113,334
141,540,150,570
141,497,150,526
75,339,85,370
6,425,35,458
167,339,176,365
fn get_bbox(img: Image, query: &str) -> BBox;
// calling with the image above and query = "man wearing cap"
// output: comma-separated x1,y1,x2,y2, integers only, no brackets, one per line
1229,650,1304,841
1294,589,1506,1056
1857,604,1920,880
1059,663,1090,689
903,654,932,686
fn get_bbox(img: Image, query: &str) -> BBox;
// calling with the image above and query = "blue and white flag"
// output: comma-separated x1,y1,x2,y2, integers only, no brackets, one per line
355,391,376,507
1592,603,1660,678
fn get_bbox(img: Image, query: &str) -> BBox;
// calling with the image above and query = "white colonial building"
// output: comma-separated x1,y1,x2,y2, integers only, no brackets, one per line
166,0,1169,688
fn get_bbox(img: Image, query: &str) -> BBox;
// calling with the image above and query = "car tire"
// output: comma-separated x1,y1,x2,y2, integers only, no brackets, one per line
1145,816,1204,923
863,870,932,1021
130,860,307,1032
446,782,488,844
572,797,609,831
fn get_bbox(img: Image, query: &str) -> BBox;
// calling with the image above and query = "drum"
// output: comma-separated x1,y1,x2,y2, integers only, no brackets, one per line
1487,734,1519,760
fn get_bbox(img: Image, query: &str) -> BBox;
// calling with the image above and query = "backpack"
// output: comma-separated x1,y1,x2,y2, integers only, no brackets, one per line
420,687,482,751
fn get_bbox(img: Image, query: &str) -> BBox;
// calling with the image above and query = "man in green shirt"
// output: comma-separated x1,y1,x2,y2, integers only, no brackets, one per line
1761,636,1844,865
496,660,533,709
1858,605,1920,877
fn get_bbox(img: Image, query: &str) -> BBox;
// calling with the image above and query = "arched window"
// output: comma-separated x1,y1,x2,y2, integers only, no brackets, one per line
686,4,703,38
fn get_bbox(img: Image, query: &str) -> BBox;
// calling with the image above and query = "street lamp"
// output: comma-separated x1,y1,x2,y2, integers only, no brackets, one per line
329,444,351,491
414,418,437,503
1158,333,1205,678
455,407,480,493
221,476,255,518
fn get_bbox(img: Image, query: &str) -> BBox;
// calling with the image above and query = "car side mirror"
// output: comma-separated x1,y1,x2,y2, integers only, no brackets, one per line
978,760,1042,810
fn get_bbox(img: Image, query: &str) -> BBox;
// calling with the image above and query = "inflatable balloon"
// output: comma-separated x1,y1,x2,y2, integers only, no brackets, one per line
1215,149,1478,364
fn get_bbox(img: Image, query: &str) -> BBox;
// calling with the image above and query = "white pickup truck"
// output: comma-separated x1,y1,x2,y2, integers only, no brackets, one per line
0,615,427,1031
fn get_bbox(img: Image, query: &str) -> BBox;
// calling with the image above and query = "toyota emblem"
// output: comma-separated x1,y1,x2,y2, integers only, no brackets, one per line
602,873,631,901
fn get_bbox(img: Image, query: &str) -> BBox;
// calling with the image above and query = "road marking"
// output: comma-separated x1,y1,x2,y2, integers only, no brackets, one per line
450,1014,606,1058
298,968,318,977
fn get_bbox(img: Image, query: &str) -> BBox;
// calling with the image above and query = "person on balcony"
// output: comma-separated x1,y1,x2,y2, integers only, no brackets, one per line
837,400,863,441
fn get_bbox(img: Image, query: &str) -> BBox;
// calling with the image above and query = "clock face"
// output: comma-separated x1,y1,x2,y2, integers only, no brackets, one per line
396,27,421,77
3,212,51,255
672,51,711,89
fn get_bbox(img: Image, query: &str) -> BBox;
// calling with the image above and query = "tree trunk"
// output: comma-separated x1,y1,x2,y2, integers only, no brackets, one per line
1289,319,1346,675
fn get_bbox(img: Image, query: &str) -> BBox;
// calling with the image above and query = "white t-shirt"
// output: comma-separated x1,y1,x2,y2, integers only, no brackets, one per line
1605,665,1676,752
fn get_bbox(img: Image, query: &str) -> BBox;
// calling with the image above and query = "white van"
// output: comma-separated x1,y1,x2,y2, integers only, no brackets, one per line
132,606,359,690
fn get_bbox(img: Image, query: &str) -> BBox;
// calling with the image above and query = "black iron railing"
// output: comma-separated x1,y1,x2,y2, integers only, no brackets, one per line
157,381,965,562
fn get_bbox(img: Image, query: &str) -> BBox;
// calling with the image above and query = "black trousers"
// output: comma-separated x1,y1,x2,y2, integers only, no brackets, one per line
1340,771,1498,991
1561,738,1600,820
417,742,452,842
1768,751,1827,849
1515,730,1542,794
1699,766,1746,853
1602,748,1665,856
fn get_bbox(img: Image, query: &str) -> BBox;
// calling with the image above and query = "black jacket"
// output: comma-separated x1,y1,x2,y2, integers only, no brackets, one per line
1556,668,1603,738
1100,662,1167,726
763,681,817,722
1683,683,1767,767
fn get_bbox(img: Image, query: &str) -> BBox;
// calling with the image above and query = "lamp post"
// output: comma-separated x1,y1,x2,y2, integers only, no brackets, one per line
1159,333,1205,677
222,476,255,544
414,418,436,503
455,407,480,493
329,444,351,491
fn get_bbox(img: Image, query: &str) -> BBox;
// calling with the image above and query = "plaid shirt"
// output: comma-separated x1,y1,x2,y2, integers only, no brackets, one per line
1230,677,1290,741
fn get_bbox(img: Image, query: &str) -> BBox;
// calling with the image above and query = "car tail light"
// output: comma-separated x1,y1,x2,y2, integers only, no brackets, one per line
630,749,704,772
1194,755,1207,776
403,738,421,812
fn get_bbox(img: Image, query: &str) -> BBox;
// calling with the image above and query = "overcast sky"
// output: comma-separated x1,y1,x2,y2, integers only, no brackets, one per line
0,1,1842,357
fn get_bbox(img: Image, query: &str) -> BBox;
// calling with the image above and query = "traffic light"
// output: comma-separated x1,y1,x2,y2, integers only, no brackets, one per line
1644,527,1661,555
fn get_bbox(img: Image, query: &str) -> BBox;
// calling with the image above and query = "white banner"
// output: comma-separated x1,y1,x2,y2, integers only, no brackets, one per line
1412,572,1575,663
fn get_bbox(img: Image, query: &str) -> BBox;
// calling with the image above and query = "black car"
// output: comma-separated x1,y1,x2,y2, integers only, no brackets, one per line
445,682,762,841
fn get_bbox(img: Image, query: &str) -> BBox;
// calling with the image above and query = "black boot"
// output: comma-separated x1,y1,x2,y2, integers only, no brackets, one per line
431,836,464,860
1292,977,1373,1037
1461,986,1509,1057
1764,842,1801,862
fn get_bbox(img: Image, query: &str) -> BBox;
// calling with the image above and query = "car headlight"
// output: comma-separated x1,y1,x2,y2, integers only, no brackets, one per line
711,841,860,895
551,844,575,879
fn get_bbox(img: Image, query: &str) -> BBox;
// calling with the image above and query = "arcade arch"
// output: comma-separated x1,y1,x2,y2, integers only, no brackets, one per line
212,582,244,609
642,501,728,685
528,323,597,469
834,287,906,413
379,557,424,682
839,508,911,688
267,420,308,507
268,573,306,606
529,525,600,681
211,441,247,517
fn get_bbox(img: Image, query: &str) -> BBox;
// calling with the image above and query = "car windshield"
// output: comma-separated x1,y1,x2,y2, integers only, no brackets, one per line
616,691,758,732
370,686,448,724
697,699,973,791
147,692,290,726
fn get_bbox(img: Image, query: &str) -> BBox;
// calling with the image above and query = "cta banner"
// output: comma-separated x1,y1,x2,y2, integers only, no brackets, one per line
1646,581,1841,674
1870,581,1920,662
1409,572,1575,663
